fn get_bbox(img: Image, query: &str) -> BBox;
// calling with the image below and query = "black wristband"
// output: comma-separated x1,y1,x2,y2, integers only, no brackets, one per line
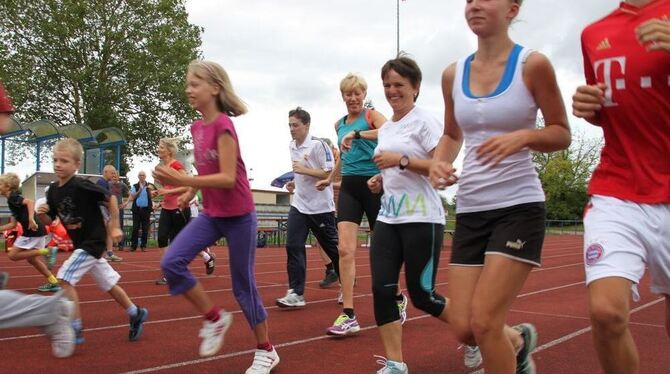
354,130,361,139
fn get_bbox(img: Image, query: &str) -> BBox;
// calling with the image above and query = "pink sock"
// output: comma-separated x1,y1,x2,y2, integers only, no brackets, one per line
257,342,272,352
204,306,220,322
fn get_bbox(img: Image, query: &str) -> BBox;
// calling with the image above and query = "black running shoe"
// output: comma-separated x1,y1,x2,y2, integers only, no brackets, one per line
515,323,538,374
319,269,338,288
205,256,216,275
129,307,149,341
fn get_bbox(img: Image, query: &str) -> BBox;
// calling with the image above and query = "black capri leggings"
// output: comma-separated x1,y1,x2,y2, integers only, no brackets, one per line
157,208,191,248
370,221,446,326
337,175,382,230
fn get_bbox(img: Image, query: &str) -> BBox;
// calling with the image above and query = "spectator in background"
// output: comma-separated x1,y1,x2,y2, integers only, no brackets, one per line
128,171,154,252
110,170,129,251
96,165,123,262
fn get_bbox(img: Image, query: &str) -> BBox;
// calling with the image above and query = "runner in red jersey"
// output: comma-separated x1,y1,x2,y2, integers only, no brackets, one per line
572,1,670,373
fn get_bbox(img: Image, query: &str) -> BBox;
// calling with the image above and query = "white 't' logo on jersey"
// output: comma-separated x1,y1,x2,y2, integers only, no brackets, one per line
594,56,626,107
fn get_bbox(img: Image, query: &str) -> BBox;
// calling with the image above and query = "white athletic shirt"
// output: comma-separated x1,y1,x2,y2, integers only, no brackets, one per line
453,45,545,214
189,196,199,218
290,134,335,214
375,106,445,225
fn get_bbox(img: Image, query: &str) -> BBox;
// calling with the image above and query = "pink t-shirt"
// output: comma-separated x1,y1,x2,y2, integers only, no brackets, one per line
160,159,183,210
191,113,255,217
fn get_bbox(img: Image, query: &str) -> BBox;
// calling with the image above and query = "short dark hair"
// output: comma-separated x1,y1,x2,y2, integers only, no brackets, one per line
381,53,422,102
288,106,310,125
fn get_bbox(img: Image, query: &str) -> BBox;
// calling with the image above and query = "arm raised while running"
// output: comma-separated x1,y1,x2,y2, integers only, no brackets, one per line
430,63,462,189
153,133,238,189
477,52,571,165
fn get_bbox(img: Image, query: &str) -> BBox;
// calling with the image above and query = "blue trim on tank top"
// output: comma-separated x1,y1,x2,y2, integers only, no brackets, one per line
462,44,522,99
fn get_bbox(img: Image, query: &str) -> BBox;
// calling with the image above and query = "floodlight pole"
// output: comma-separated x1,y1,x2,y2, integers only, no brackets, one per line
396,0,400,55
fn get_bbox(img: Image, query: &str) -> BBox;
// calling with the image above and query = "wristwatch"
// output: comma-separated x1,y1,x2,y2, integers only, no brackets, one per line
354,130,361,139
399,154,410,170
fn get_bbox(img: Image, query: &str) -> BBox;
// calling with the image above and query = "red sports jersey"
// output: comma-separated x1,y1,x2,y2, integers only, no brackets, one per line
581,0,670,203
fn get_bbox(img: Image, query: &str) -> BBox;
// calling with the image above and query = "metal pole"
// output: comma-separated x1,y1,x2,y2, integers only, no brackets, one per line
1,139,5,174
36,141,41,171
396,0,400,55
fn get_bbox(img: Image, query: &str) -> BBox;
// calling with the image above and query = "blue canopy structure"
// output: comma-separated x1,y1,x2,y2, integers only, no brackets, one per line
0,117,126,175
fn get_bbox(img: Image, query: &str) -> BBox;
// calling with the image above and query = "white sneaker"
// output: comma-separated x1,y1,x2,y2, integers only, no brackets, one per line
375,355,408,374
275,289,306,308
245,347,280,374
460,344,483,369
43,298,75,358
198,311,233,357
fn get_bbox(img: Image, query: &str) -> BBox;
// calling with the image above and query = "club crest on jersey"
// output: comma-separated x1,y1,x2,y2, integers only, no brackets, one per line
585,243,604,266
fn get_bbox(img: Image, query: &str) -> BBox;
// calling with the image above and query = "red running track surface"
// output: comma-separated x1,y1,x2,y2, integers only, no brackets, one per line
0,235,668,373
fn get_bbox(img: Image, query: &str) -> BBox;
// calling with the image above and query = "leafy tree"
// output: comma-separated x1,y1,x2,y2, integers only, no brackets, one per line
533,126,602,221
0,0,202,172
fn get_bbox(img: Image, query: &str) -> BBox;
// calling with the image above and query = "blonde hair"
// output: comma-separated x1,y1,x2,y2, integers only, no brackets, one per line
339,73,368,94
54,138,84,162
0,172,20,191
187,60,248,117
159,137,179,158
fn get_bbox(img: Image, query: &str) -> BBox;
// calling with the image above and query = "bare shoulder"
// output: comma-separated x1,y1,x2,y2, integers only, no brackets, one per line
442,62,457,82
524,51,555,78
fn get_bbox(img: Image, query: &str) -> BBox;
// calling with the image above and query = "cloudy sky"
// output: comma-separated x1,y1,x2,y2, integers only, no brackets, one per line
10,0,620,194
170,0,614,193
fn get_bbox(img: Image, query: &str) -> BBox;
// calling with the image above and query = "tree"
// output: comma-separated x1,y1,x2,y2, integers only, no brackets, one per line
0,0,202,171
533,127,602,221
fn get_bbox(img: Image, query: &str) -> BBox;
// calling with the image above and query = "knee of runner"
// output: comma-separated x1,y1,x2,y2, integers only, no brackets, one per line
338,246,356,259
450,318,475,344
589,301,629,332
407,290,445,317
7,250,21,261
285,242,306,252
160,255,187,277
372,284,401,325
470,310,503,339
372,282,397,301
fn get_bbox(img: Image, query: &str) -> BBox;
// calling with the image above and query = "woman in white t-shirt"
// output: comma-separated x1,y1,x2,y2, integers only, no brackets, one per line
369,55,447,374
430,1,570,372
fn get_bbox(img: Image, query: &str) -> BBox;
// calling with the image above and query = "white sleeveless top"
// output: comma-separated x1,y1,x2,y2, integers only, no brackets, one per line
453,45,545,214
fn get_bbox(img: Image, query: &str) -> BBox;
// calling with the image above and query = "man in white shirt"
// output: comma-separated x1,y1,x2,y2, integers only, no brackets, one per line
276,107,340,308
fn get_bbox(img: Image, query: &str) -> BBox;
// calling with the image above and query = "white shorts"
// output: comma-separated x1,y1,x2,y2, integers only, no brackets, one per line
57,249,121,292
100,206,110,224
13,235,50,250
584,195,670,297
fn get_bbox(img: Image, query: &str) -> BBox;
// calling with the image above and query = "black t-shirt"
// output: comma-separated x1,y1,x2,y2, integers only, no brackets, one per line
46,177,110,258
7,191,46,237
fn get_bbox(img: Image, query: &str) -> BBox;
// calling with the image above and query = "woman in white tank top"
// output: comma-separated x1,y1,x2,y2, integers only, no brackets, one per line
429,1,570,373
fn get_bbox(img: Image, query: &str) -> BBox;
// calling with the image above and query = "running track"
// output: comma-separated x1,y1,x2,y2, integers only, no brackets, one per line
1,235,668,373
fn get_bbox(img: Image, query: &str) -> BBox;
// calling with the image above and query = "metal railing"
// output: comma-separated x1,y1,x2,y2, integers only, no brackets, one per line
0,210,585,251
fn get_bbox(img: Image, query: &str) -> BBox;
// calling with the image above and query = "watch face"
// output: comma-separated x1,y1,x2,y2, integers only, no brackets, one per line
400,156,409,168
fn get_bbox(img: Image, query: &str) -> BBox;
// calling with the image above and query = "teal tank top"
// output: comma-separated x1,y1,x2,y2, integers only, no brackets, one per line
336,109,380,176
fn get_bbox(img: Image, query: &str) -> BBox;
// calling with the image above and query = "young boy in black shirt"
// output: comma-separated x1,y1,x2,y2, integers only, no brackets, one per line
0,172,60,292
37,138,148,343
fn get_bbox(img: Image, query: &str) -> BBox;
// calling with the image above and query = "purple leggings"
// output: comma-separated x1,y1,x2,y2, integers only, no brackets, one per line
160,212,268,328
